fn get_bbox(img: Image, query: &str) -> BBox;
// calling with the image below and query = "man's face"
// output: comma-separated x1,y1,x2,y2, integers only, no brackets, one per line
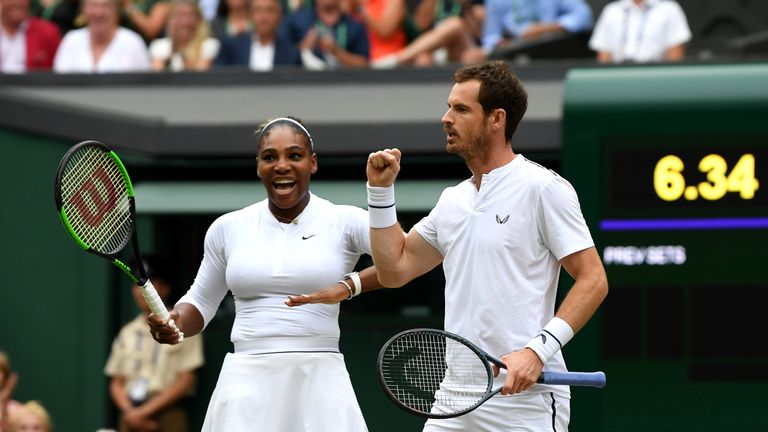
252,0,281,39
441,80,491,161
0,0,31,26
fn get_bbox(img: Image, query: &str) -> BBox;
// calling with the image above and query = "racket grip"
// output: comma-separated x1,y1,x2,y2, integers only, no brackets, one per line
539,371,606,388
140,279,170,322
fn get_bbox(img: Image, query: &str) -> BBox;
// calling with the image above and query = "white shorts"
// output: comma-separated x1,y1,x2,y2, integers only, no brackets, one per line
201,351,368,432
423,392,570,432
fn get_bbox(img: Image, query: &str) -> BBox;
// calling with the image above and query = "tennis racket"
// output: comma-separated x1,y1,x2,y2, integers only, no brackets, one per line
377,328,606,419
54,140,171,323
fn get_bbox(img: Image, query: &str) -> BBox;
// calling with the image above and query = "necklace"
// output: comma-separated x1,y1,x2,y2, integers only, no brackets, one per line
273,214,296,224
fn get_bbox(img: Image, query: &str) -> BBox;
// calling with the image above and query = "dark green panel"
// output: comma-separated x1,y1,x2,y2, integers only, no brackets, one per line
0,130,110,431
563,63,768,432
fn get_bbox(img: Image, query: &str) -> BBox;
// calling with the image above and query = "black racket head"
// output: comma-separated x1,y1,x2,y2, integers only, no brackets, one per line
377,328,495,419
54,140,136,257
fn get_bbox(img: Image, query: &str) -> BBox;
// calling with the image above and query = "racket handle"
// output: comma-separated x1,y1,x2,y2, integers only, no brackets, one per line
539,371,606,388
140,279,170,323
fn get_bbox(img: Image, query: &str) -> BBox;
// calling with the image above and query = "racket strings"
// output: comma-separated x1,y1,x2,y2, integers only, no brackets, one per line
60,146,132,254
380,332,491,416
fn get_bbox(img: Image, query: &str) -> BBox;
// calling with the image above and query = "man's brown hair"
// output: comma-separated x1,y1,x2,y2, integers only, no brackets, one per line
453,61,528,143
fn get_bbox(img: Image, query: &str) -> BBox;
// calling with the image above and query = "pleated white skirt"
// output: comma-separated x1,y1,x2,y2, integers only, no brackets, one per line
201,351,369,432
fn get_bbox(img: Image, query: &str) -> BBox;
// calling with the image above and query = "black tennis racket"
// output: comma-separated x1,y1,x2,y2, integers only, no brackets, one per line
377,328,606,419
54,140,171,323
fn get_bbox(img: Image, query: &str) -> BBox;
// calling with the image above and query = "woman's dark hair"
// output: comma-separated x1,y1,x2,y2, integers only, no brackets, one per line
255,116,314,152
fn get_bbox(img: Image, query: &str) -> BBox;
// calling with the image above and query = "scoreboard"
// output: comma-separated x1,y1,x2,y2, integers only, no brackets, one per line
562,63,768,431
601,136,768,286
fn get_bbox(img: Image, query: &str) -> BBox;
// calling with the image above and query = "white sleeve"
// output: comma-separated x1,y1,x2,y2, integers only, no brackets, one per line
176,217,230,329
342,205,371,256
133,38,151,71
149,38,172,62
53,32,77,73
663,1,692,48
537,176,595,261
123,30,150,71
412,190,447,256
588,3,617,52
201,38,221,60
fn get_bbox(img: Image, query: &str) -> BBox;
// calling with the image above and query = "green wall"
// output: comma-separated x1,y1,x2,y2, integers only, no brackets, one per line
0,130,111,431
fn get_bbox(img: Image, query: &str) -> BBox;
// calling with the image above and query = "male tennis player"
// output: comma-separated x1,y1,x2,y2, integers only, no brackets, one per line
364,61,608,431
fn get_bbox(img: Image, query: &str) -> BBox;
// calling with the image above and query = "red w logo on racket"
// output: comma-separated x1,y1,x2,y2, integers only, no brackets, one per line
70,165,117,226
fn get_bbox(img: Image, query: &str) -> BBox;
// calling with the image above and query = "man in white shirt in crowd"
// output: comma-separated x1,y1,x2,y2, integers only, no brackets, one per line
589,0,692,63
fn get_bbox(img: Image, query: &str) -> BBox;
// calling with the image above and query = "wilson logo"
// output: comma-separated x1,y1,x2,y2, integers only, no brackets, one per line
496,214,509,224
71,165,117,227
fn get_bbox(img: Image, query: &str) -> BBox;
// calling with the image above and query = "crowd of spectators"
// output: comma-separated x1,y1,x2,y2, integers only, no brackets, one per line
0,0,694,72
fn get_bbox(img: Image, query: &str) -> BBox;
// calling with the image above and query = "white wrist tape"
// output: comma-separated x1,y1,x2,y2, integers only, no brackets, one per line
367,183,397,229
524,317,574,364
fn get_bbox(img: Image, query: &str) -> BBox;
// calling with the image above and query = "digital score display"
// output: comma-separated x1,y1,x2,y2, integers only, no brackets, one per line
599,137,768,287
606,144,768,214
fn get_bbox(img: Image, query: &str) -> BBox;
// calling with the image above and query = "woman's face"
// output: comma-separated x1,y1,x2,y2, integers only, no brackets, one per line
170,3,199,43
256,125,317,216
84,0,119,35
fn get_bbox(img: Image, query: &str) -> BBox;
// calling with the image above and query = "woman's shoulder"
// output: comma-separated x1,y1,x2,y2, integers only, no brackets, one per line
201,37,221,58
149,37,172,58
310,194,366,221
116,27,149,46
60,27,88,43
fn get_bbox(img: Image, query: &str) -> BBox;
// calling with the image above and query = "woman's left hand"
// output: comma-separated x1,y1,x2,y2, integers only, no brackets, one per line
285,283,349,306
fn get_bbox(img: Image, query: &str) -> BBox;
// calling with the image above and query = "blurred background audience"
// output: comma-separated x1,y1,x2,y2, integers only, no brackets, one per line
371,0,484,68
215,0,299,70
31,0,80,35
589,0,691,63
6,401,51,432
483,0,593,56
53,0,149,72
149,0,219,70
1,0,767,73
121,0,170,42
104,256,204,432
283,0,369,69
209,0,251,40
0,352,20,432
0,0,61,72
353,0,406,63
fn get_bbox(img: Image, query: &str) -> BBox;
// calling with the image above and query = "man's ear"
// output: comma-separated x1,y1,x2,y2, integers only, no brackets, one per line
491,108,507,131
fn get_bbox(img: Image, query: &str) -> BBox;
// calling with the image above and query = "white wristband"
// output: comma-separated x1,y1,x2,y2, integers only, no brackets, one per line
339,279,354,300
524,317,574,365
341,272,361,299
367,183,397,229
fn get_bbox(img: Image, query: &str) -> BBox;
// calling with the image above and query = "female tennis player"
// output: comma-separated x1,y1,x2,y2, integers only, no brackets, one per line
148,116,379,431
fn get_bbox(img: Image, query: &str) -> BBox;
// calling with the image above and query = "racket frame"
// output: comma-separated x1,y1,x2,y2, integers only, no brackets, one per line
377,328,498,419
54,140,168,321
377,328,606,419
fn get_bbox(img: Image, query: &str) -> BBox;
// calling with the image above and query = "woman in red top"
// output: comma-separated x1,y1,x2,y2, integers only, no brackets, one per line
353,0,406,61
